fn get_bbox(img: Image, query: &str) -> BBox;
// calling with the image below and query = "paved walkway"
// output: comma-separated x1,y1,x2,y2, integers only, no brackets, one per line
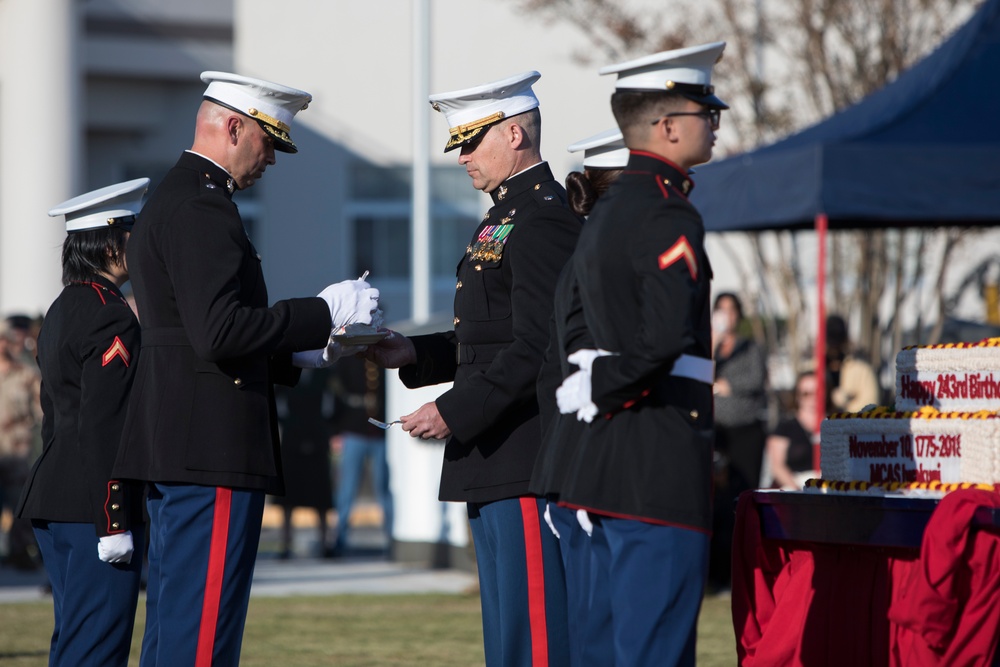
0,519,476,603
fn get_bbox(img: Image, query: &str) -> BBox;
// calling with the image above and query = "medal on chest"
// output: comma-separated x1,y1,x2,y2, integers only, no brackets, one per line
466,221,514,262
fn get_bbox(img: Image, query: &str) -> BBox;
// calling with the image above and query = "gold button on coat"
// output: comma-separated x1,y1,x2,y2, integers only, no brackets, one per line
234,378,243,387
690,410,699,420
112,522,120,529
111,504,120,511
111,484,120,491
475,265,482,271
453,316,461,326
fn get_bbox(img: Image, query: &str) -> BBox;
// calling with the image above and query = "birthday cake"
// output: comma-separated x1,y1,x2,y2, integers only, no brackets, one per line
818,407,1000,486
895,338,1000,412
810,338,1000,494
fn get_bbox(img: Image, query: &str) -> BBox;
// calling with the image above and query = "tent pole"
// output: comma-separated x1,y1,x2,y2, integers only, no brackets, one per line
814,213,828,473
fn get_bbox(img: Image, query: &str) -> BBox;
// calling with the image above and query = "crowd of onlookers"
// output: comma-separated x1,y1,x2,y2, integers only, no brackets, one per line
707,296,881,592
0,313,43,570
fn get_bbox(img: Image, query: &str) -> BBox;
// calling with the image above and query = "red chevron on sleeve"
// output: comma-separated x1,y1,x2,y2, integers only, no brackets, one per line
658,236,698,280
102,336,131,367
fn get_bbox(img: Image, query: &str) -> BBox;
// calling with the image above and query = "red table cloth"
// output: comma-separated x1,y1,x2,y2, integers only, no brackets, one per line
731,489,1000,666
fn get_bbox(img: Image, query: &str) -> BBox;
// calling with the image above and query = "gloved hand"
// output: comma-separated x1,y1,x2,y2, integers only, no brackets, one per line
556,369,591,416
292,338,366,368
567,348,613,374
576,509,594,537
543,502,561,539
558,348,615,422
98,531,134,564
318,280,380,330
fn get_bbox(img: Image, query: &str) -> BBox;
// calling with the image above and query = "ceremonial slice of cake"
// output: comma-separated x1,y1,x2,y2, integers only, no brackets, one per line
819,406,1000,485
896,338,1000,412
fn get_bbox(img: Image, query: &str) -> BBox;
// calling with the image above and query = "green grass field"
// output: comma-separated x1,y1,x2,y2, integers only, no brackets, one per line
0,592,736,666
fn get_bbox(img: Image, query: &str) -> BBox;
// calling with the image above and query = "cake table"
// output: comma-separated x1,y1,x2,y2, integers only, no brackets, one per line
731,488,1000,666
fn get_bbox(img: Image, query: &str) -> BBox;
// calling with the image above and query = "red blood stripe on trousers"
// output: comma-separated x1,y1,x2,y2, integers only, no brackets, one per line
519,497,549,666
196,487,232,667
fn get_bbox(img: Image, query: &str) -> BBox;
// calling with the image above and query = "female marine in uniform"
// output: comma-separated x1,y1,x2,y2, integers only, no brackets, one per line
16,179,149,667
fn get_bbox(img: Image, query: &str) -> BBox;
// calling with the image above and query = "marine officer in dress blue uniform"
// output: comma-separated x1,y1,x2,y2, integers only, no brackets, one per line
16,179,150,667
555,43,728,666
368,71,580,667
114,72,380,667
532,128,628,667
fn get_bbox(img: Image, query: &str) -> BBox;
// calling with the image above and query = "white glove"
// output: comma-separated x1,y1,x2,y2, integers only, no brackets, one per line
576,510,594,537
556,369,591,417
292,339,366,369
557,368,602,423
543,502,561,539
559,348,615,422
319,280,380,330
98,531,134,564
566,348,613,374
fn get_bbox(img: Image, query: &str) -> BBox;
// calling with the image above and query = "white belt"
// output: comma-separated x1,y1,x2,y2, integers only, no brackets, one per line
670,354,715,385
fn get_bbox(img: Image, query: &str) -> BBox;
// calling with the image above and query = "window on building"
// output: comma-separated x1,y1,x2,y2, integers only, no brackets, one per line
349,161,480,279
352,213,478,279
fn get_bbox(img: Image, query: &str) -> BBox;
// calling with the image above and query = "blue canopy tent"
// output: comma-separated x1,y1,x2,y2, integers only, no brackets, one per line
689,0,1000,417
691,0,1000,232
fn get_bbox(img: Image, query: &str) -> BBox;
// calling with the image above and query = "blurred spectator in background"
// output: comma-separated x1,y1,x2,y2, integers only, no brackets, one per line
710,292,768,592
826,314,881,412
274,368,334,558
0,318,42,569
329,356,392,557
766,371,821,490
5,314,39,367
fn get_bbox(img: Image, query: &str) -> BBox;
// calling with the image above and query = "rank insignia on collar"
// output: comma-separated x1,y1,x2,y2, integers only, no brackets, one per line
226,178,236,194
102,336,131,367
681,179,692,195
658,235,698,280
467,223,514,262
497,185,508,200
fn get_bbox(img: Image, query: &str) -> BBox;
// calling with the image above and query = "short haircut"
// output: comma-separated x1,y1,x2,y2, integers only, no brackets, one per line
611,90,688,146
61,227,129,285
505,107,541,148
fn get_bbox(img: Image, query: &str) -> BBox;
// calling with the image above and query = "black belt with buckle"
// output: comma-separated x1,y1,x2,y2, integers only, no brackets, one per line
456,341,510,365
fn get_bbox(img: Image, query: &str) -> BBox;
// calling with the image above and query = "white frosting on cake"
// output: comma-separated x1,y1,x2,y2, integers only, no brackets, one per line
820,409,1000,485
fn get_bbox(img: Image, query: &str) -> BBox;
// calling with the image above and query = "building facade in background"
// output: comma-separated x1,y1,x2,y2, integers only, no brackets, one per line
0,0,625,321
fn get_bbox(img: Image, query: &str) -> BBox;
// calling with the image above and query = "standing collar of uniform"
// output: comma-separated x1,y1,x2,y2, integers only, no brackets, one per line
70,274,127,304
489,161,552,205
625,150,695,196
180,150,237,198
